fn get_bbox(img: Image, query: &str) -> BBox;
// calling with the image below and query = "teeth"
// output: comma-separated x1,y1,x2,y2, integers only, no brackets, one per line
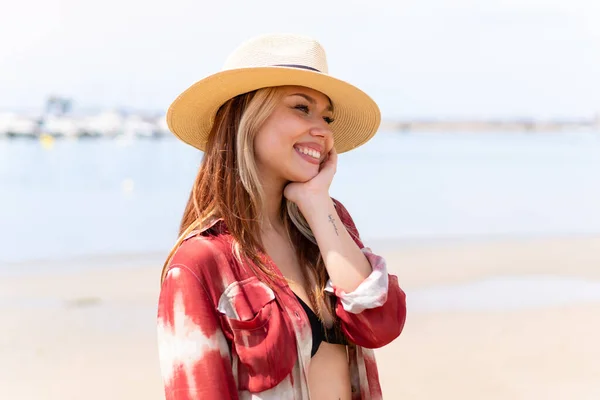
297,147,320,159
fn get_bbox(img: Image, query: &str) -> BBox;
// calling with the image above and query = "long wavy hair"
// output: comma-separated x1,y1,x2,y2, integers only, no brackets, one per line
160,87,335,321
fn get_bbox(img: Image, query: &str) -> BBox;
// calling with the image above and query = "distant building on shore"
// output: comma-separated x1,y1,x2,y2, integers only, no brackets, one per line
380,116,600,133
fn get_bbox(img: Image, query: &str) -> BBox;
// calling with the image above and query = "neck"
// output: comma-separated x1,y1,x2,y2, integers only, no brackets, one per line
259,177,287,236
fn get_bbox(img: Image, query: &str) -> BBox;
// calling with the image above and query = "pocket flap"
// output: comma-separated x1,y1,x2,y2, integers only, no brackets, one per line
217,277,276,321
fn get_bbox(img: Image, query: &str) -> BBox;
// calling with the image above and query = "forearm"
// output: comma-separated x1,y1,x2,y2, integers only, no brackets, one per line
298,196,372,293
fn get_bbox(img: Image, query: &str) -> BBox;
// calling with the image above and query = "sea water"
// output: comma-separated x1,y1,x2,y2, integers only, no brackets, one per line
0,131,599,265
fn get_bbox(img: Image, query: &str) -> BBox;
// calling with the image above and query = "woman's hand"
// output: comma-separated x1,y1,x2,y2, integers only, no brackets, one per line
283,147,338,211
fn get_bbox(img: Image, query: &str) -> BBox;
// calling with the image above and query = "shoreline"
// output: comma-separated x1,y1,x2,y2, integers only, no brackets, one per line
2,121,599,140
2,234,600,315
2,231,599,274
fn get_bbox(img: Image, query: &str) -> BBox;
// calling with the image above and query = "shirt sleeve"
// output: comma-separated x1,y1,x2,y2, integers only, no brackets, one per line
326,198,407,349
157,265,239,400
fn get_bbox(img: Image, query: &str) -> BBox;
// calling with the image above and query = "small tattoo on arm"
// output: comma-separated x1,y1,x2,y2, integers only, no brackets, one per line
328,214,339,236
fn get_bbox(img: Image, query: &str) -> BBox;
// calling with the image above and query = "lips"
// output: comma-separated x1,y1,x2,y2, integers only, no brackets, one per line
294,145,322,165
294,145,321,160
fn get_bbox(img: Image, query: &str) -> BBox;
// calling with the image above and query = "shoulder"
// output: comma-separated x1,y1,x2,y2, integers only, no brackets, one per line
169,233,229,272
165,231,237,298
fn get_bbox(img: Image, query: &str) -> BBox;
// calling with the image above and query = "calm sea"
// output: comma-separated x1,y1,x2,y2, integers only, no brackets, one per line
1,131,599,266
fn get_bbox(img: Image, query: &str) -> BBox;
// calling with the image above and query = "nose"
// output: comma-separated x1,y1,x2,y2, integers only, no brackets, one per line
309,121,333,141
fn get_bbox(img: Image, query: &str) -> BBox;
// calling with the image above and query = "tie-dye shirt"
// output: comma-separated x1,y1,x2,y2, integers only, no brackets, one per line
157,199,407,399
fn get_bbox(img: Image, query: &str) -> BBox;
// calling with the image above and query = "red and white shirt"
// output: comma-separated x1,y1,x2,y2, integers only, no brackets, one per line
157,199,407,399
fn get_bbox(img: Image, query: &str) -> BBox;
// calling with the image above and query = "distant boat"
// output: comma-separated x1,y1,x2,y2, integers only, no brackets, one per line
155,115,170,137
122,115,160,139
40,115,85,138
0,109,176,140
82,111,124,138
0,112,39,138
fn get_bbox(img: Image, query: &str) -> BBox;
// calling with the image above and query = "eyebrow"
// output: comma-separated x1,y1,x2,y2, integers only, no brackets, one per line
290,93,334,112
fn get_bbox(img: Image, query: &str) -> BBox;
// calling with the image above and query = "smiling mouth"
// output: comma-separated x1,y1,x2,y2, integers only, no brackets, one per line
294,146,321,160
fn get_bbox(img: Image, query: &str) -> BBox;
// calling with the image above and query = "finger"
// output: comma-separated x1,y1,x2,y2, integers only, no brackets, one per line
319,149,337,176
319,149,332,171
325,148,337,169
328,147,338,166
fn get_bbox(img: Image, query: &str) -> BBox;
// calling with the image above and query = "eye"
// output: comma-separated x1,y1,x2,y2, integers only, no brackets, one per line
294,104,310,114
323,116,335,125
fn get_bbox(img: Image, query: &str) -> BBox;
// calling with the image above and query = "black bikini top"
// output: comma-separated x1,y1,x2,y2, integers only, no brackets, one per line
293,293,348,357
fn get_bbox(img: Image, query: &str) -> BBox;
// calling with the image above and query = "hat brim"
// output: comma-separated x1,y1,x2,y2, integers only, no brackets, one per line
166,66,381,154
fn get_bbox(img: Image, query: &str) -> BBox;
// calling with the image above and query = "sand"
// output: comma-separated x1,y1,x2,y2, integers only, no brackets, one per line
1,236,599,399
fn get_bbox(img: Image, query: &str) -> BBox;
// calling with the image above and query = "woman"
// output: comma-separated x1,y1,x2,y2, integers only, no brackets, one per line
157,33,407,400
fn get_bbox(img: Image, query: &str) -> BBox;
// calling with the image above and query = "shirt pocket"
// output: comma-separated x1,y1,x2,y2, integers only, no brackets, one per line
217,277,297,393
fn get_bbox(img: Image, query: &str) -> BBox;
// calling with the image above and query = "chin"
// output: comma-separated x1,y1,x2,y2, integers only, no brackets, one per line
288,169,319,183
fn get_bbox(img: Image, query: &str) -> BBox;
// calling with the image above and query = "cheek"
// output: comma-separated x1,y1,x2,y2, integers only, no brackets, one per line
255,128,283,156
268,109,305,140
254,116,299,156
253,128,290,172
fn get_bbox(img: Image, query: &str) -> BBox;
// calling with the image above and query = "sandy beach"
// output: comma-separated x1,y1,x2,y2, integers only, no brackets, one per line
1,236,599,399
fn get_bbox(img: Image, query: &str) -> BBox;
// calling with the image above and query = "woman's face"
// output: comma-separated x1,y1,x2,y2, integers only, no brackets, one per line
254,86,335,187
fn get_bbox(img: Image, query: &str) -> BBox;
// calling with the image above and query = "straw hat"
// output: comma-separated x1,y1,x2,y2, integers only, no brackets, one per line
166,33,381,154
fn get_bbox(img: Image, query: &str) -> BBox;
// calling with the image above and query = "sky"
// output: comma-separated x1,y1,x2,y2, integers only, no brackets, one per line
1,0,599,119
